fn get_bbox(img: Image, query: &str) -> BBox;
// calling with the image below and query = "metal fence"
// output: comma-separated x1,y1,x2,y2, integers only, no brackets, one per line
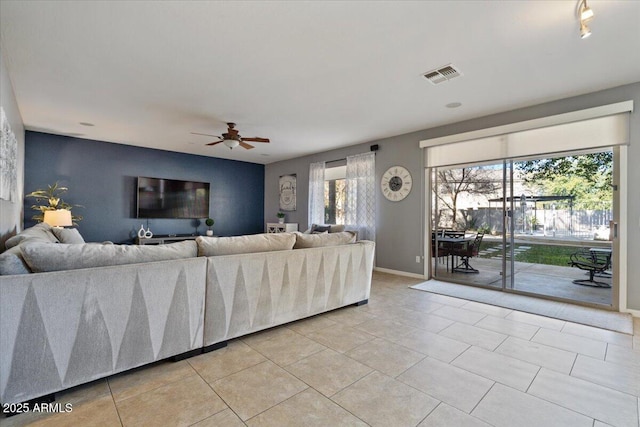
443,207,613,240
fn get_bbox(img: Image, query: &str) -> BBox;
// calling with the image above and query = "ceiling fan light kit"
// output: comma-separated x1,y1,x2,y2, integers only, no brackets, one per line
191,122,270,151
223,139,240,149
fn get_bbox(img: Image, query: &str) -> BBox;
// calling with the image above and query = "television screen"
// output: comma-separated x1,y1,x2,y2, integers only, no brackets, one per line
137,177,210,219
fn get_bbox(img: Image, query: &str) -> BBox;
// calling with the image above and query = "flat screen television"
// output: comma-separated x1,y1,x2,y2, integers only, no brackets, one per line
137,177,210,219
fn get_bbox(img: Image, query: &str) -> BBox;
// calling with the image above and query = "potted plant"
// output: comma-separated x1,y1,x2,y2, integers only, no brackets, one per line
205,218,215,236
25,182,82,224
277,212,286,224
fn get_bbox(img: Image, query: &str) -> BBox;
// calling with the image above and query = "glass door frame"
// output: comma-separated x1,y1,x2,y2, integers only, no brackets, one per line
425,148,619,310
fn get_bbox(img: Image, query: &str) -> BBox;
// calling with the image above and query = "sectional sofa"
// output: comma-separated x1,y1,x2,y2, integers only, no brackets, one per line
0,224,374,405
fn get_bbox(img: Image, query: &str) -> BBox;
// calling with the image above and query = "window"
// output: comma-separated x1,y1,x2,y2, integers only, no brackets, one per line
324,165,346,225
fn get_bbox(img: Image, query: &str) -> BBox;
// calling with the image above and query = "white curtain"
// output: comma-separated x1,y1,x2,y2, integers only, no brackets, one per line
308,161,325,226
346,152,376,241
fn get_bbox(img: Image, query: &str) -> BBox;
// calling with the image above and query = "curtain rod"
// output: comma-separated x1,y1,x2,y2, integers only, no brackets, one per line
325,152,376,164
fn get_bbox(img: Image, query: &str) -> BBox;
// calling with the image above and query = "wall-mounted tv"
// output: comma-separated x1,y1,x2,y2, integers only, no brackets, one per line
137,177,210,219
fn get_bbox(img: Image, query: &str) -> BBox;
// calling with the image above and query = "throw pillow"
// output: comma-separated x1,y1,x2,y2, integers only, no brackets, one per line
0,245,31,275
5,223,59,248
311,224,331,233
51,227,86,244
293,231,357,249
329,224,345,233
304,224,346,234
196,233,296,256
21,240,198,273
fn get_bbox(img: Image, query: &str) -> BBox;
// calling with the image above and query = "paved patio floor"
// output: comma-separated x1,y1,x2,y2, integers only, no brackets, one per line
432,257,612,306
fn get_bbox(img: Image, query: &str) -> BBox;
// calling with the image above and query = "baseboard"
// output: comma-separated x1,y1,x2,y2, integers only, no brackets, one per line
622,308,640,318
374,267,426,280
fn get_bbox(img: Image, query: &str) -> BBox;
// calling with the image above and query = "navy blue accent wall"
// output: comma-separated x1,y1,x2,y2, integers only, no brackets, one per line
24,132,264,243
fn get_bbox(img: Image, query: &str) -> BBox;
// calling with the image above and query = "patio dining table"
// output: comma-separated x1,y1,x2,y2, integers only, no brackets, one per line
434,235,475,272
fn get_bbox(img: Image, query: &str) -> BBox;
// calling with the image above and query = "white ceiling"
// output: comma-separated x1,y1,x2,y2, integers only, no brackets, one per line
1,1,639,164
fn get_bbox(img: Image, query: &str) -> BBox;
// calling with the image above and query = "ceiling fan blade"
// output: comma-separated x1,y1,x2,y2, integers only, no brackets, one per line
241,137,270,143
239,141,255,150
206,140,223,146
191,131,220,138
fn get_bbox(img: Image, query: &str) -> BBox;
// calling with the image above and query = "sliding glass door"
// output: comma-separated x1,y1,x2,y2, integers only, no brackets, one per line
429,149,616,308
431,161,512,289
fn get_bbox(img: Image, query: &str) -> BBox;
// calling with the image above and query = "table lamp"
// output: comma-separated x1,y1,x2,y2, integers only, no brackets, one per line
44,209,73,228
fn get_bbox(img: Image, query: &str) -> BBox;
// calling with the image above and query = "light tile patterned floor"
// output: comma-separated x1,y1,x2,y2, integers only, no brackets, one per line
3,272,639,427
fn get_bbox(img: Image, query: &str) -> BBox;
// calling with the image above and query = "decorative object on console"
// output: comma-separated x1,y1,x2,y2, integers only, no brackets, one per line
279,174,297,211
25,181,83,223
276,211,286,224
266,222,298,233
137,224,153,239
43,209,72,228
192,122,270,150
205,218,215,236
381,165,412,202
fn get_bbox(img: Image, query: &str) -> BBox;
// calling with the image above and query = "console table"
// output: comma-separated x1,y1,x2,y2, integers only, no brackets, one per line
266,223,298,233
136,235,200,245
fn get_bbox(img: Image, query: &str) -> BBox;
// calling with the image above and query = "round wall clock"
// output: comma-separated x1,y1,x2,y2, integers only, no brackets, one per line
381,166,412,201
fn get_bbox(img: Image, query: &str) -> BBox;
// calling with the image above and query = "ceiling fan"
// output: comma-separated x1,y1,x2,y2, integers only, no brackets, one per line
191,122,270,150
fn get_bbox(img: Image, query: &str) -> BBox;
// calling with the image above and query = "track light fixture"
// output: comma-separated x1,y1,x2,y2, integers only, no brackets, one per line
578,0,594,39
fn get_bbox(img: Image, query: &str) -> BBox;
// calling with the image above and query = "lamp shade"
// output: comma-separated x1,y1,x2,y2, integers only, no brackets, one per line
44,209,73,227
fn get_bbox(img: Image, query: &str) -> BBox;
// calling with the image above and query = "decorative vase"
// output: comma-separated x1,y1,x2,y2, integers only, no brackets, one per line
138,225,146,238
278,218,285,224
144,228,153,238
206,229,213,236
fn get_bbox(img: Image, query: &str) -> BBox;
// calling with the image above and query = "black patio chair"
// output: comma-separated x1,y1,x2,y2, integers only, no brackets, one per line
568,249,611,288
451,232,484,273
431,233,451,270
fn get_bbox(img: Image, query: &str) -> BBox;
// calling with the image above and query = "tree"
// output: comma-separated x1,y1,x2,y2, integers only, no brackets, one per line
516,153,612,210
434,167,499,229
517,153,612,191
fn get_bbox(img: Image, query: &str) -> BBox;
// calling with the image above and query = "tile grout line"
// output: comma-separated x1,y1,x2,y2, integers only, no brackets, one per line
189,357,246,425
106,377,125,427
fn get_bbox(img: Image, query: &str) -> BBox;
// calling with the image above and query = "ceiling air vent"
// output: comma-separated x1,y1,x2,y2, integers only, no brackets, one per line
423,64,462,85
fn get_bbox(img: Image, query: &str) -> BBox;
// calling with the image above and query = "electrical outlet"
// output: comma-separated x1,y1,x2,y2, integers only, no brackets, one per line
415,256,421,263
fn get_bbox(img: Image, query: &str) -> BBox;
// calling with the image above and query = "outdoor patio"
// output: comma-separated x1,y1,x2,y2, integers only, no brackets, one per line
432,257,612,306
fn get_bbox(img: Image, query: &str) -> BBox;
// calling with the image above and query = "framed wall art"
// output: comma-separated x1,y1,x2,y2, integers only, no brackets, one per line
0,107,18,202
279,174,297,211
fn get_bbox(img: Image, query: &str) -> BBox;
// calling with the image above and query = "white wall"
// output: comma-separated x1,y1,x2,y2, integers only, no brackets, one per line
0,43,25,250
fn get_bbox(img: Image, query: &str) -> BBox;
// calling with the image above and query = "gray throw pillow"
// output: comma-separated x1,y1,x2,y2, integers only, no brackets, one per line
51,227,85,244
0,245,31,275
293,231,357,249
5,223,59,248
196,233,296,256
305,224,346,234
21,240,197,273
311,224,331,233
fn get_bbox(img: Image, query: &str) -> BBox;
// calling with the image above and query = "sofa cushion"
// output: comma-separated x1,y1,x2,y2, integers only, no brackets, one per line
21,240,197,273
294,231,357,249
51,227,86,244
196,233,296,257
0,245,31,275
4,223,59,249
